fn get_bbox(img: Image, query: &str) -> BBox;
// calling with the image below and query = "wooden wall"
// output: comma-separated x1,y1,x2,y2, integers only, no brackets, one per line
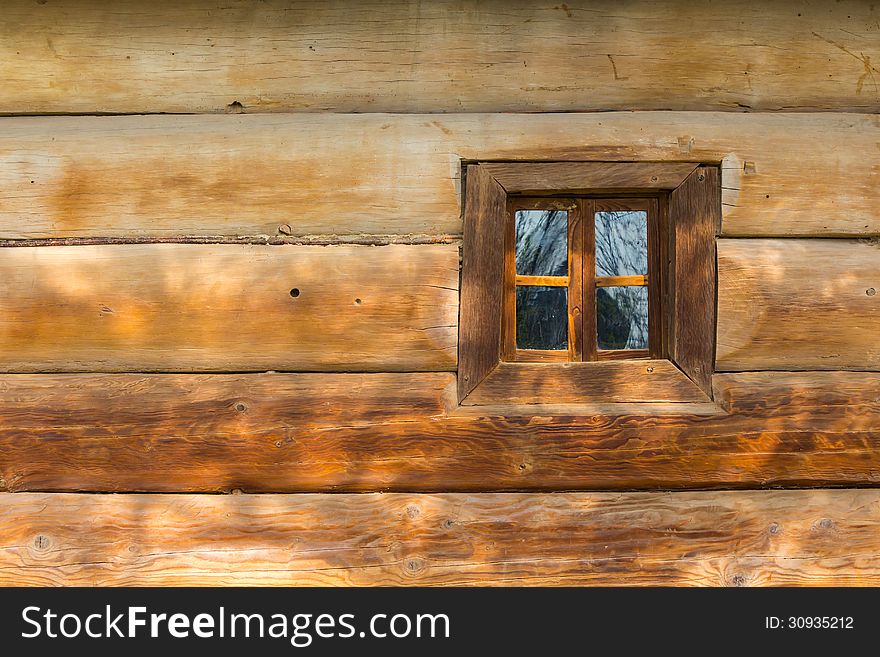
0,0,878,586
2,0,877,114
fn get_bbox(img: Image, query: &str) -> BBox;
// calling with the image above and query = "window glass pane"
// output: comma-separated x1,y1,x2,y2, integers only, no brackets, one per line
515,210,568,277
595,211,647,277
597,286,648,350
516,286,568,350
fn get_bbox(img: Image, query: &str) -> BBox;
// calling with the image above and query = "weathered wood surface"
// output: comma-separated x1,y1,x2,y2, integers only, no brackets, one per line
3,489,880,586
2,0,877,115
2,371,879,493
458,165,506,400
713,371,880,415
669,167,718,394
0,372,456,435
0,113,876,239
483,162,698,194
463,361,708,406
716,239,880,371
0,244,458,372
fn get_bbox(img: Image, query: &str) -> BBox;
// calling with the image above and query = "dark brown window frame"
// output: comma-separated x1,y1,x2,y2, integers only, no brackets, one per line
458,161,720,408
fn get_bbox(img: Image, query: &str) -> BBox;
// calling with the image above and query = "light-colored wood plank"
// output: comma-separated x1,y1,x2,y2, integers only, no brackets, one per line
1,371,879,493
0,112,875,239
716,239,880,371
3,489,880,586
0,114,466,239
463,360,709,405
1,0,877,115
0,244,458,372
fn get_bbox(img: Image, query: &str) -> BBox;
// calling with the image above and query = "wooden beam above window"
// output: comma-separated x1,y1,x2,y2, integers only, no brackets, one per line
484,162,699,194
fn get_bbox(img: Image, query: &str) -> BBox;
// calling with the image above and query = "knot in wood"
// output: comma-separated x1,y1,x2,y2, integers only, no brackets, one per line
816,517,834,530
404,557,425,576
730,573,747,587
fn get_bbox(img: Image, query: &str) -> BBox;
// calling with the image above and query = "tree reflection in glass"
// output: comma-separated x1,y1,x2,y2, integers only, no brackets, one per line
597,286,648,350
515,210,568,277
595,211,647,277
516,286,568,350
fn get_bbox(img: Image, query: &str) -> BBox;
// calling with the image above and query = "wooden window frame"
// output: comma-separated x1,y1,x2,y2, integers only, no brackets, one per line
503,197,661,363
458,161,720,409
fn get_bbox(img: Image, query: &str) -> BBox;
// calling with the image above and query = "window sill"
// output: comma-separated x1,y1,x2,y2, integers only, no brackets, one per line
460,360,712,409
450,400,725,418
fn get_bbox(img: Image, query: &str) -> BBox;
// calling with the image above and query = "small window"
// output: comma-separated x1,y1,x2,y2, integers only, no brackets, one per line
458,161,719,407
503,198,660,363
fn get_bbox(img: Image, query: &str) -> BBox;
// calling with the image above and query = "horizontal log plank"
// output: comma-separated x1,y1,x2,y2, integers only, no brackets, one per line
0,372,456,434
713,371,880,414
2,489,879,586
1,372,879,493
716,239,880,371
0,113,876,238
0,244,458,372
1,0,877,115
463,361,709,405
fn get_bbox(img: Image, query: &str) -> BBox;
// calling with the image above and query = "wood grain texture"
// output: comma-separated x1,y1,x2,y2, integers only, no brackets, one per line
483,162,698,194
0,244,458,372
0,112,876,239
1,0,877,115
713,371,880,415
462,361,709,406
0,372,456,435
3,489,880,586
2,372,879,493
669,167,718,394
716,239,880,371
458,165,506,400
